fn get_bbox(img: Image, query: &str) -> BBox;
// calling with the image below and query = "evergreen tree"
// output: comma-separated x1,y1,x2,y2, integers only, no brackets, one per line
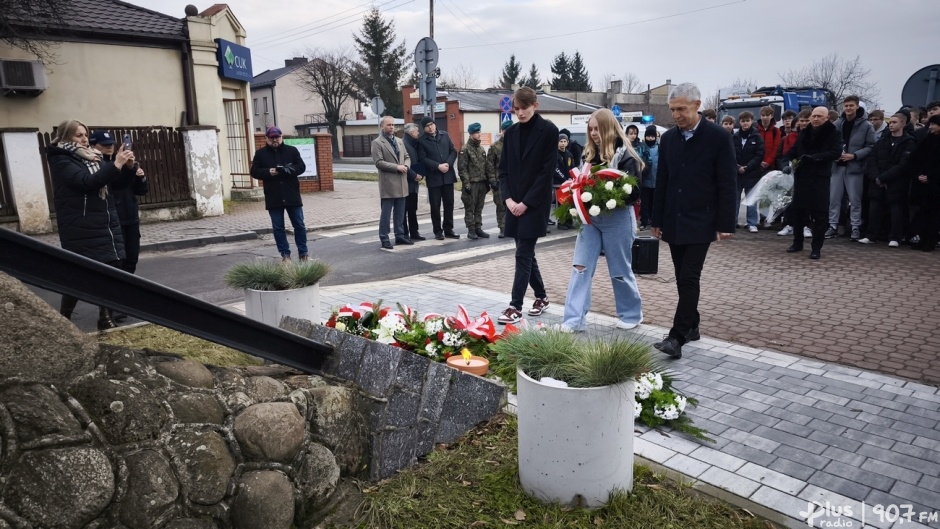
352,8,409,117
521,63,541,89
499,54,522,89
549,52,572,91
569,51,592,91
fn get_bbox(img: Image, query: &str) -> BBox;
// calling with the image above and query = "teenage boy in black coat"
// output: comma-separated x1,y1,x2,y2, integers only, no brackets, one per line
651,83,737,359
496,87,558,325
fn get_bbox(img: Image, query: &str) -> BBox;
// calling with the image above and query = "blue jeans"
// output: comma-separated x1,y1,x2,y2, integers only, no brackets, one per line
736,180,759,227
269,206,308,257
379,197,406,243
562,207,642,330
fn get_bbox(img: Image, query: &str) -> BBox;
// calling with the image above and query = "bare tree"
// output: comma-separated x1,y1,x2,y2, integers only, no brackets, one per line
600,72,617,91
438,63,479,90
1,0,70,64
294,48,359,159
621,72,642,93
779,53,880,109
704,89,721,113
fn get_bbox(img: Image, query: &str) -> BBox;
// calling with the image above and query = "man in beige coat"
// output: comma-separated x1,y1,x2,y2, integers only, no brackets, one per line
372,116,412,249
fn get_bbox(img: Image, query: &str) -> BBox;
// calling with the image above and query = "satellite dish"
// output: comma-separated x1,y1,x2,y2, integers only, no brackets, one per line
902,64,940,108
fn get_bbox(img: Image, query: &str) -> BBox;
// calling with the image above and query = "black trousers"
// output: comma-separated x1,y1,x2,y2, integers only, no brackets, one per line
120,223,141,274
61,259,122,316
867,195,905,242
511,237,546,310
667,242,710,343
790,208,828,251
915,200,940,249
402,191,420,237
639,187,655,226
427,184,454,234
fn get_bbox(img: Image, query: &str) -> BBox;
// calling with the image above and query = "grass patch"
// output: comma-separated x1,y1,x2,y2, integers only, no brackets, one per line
352,414,774,529
222,198,236,214
100,324,262,367
335,171,379,182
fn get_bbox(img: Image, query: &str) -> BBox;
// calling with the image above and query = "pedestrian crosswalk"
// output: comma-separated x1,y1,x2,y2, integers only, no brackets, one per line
419,231,576,264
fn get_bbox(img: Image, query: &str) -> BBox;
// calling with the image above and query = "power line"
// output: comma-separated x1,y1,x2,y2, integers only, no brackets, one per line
441,0,747,50
437,0,489,46
249,1,375,46
440,0,502,47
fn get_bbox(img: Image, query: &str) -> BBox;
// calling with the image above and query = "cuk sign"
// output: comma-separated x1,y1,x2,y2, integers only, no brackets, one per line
215,39,253,81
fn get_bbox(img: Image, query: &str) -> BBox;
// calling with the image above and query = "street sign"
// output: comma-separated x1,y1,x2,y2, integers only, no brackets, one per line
500,112,513,123
370,97,385,116
414,37,439,75
902,64,940,107
499,96,512,113
570,114,590,125
414,102,446,115
611,105,621,117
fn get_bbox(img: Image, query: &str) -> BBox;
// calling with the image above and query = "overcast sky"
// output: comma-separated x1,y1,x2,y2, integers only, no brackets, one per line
151,0,937,111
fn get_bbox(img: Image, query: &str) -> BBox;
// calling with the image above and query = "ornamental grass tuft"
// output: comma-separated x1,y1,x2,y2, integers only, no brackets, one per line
223,259,330,291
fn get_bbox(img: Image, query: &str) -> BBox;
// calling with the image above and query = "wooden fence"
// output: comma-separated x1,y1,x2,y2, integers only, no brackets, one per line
342,134,379,158
39,126,192,213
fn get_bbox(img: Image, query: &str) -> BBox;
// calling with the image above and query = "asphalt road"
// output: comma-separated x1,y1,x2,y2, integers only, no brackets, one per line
334,162,376,173
30,212,576,332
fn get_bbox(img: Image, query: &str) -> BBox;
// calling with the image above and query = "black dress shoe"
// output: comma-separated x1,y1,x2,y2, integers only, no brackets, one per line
444,231,460,239
434,233,445,240
786,245,803,253
411,234,426,241
395,237,414,245
685,327,700,342
381,241,394,250
809,250,821,259
653,336,683,359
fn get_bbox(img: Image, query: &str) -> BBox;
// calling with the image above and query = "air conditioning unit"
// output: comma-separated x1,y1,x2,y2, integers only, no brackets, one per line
0,59,48,97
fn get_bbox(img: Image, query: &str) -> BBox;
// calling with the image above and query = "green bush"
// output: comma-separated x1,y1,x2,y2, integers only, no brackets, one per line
223,259,330,291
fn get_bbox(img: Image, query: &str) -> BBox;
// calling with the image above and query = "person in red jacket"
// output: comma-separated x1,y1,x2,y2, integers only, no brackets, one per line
757,106,782,227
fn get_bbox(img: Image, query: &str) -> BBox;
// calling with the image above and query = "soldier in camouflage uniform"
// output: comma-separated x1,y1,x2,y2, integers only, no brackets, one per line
458,122,491,239
485,120,512,237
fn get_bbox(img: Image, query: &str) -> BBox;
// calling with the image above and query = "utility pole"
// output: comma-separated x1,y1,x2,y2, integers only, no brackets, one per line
430,0,434,38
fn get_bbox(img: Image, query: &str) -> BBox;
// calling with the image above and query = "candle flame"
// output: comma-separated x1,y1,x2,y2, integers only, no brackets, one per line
461,348,472,365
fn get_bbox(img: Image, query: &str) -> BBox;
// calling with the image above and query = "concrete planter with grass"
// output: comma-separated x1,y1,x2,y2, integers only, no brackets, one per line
517,369,636,508
225,260,330,327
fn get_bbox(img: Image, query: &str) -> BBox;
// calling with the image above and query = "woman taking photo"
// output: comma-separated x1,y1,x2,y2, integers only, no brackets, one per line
559,108,644,332
48,119,136,329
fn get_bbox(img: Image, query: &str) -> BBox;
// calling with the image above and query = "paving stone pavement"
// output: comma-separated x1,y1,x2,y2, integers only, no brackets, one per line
308,276,940,529
431,229,940,386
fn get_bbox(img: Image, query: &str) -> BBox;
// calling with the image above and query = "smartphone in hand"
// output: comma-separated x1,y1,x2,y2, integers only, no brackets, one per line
123,134,132,151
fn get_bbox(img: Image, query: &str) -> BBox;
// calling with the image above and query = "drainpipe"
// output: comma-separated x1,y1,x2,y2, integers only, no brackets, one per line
181,22,197,125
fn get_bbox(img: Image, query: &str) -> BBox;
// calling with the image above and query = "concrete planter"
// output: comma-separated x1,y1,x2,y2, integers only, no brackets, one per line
516,368,635,508
244,284,321,328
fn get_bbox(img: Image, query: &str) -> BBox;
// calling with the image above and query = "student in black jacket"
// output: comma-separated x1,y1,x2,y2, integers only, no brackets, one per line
733,112,765,232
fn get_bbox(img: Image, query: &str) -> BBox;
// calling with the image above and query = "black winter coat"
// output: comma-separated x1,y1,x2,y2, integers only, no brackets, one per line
403,134,422,194
498,114,559,239
909,132,940,205
652,119,738,245
782,121,843,211
48,145,134,263
733,127,765,184
103,153,149,225
250,143,306,210
865,132,916,204
416,131,458,188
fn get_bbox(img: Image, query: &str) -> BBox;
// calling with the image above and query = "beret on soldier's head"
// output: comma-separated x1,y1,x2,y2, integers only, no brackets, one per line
468,122,481,133
501,120,513,131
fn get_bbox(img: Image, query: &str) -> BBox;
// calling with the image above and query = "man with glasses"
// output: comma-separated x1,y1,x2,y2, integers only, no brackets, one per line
868,110,887,141
250,126,308,261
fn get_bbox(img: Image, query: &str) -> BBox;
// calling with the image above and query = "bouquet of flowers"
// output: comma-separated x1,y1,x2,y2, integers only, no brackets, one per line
325,301,503,362
743,169,793,224
634,371,712,442
553,162,639,226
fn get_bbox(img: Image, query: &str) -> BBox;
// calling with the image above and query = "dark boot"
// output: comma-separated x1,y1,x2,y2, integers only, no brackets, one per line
60,295,79,320
97,307,117,331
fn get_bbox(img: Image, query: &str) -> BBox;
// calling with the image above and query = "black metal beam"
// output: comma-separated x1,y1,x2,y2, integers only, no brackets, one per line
0,228,331,372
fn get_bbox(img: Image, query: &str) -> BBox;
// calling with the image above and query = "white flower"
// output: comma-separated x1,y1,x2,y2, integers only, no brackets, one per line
635,382,651,400
425,318,444,334
622,183,633,195
638,372,663,391
589,205,601,216
606,199,617,210
675,394,688,413
605,181,614,190
442,331,466,347
580,191,593,202
654,404,679,421
634,400,643,419
375,325,397,344
424,342,438,357
569,208,578,218
334,321,346,332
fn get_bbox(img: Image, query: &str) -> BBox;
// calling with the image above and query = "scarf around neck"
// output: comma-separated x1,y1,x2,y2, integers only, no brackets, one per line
59,142,107,199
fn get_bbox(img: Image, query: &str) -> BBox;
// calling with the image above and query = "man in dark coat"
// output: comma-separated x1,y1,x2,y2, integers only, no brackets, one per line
732,112,765,232
496,87,558,325
651,82,737,359
780,106,843,258
416,116,459,240
909,115,940,251
250,126,307,261
859,113,916,246
401,123,426,241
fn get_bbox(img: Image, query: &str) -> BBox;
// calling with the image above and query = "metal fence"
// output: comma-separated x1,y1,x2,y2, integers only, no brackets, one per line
39,126,191,213
223,99,254,189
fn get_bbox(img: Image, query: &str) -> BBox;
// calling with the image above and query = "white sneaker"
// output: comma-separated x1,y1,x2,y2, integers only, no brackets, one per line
616,320,640,330
858,237,874,244
748,225,759,233
889,240,899,248
777,225,793,236
804,227,813,238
